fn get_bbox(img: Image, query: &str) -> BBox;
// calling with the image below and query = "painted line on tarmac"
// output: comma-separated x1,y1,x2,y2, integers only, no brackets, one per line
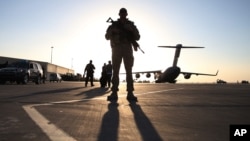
135,88,184,96
23,105,77,141
22,87,183,141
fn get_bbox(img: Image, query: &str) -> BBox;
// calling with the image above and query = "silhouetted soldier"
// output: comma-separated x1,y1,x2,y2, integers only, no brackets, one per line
84,60,95,87
106,60,112,88
100,63,107,88
105,8,140,101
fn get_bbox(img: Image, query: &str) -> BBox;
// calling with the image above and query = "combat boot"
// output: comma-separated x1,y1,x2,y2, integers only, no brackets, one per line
107,92,118,101
126,92,137,101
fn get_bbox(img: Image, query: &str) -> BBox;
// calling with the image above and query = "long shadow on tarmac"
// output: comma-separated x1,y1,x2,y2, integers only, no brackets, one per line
97,101,163,141
4,86,111,101
75,87,111,99
97,102,119,141
3,86,84,100
129,101,163,141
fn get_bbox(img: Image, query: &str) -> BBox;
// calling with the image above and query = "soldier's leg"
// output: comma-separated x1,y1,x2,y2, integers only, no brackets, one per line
123,47,134,92
90,74,94,86
107,74,112,87
108,48,122,101
124,61,134,92
111,48,122,92
123,46,137,101
85,74,89,87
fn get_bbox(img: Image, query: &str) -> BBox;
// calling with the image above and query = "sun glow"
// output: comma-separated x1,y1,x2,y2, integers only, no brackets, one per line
1,0,249,83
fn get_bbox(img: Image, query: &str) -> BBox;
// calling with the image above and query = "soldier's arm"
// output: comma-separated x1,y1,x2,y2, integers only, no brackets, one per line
105,26,112,40
84,65,88,72
125,21,140,41
132,25,140,41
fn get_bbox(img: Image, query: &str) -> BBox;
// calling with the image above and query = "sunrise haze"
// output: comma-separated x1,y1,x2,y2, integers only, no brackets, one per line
1,0,249,83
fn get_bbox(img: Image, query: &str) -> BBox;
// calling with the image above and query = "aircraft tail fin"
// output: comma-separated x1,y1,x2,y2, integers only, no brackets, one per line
158,44,204,49
158,44,204,67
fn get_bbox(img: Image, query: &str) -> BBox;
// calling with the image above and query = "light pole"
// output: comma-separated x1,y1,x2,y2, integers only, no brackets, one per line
71,58,73,69
51,46,54,64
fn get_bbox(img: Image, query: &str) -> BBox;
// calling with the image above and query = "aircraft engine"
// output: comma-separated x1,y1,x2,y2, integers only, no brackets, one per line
184,73,191,79
146,73,151,78
135,73,140,79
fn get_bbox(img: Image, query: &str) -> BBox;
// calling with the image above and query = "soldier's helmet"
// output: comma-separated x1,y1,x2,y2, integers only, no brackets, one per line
119,8,127,14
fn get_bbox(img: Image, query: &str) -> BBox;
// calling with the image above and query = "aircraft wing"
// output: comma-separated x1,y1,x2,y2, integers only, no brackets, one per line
180,70,219,76
120,70,162,74
132,70,162,74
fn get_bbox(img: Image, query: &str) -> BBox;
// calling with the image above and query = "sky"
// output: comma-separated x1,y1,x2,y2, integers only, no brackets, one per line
0,0,249,83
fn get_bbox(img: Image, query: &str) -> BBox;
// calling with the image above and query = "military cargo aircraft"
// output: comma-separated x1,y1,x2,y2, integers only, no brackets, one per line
132,44,218,83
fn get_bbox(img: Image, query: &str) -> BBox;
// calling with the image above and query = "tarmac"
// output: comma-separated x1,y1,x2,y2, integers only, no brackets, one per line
0,82,250,141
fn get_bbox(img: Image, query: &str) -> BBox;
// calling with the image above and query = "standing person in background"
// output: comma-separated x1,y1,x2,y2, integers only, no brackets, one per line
84,60,95,87
106,60,113,88
105,8,140,101
100,63,107,88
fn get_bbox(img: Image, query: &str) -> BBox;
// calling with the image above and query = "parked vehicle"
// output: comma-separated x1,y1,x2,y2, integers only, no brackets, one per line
241,80,249,84
0,60,44,84
0,61,8,69
217,79,227,84
49,73,62,82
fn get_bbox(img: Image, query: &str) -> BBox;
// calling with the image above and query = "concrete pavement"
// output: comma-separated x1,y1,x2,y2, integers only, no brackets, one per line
0,82,250,141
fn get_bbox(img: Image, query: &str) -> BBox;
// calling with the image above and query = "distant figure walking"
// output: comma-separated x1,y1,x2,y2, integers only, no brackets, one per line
105,8,140,101
84,60,95,87
100,63,107,88
106,60,112,88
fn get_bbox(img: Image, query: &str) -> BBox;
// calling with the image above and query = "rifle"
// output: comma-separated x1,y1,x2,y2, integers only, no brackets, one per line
106,17,145,54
